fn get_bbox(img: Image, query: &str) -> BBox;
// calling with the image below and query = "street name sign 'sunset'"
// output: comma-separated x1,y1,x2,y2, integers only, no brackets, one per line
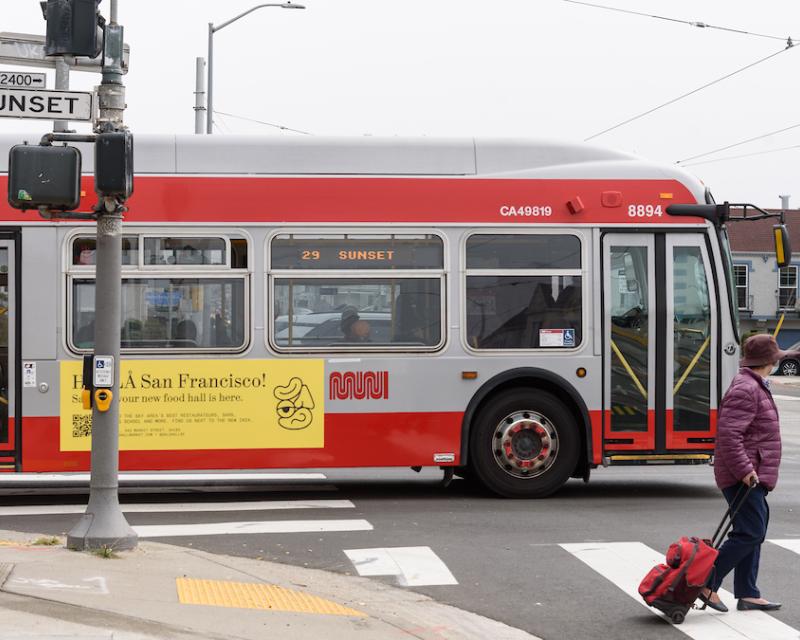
0,88,93,121
0,71,46,89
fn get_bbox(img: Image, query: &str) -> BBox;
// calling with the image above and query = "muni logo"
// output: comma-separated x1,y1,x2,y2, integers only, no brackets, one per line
329,371,389,400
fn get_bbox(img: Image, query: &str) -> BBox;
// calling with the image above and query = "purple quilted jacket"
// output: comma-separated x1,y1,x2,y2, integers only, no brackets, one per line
714,368,782,491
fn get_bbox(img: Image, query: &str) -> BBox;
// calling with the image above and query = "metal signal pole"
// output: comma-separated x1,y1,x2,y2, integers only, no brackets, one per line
67,0,137,552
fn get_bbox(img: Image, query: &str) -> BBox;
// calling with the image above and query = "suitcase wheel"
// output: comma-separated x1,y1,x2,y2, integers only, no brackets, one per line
669,609,686,624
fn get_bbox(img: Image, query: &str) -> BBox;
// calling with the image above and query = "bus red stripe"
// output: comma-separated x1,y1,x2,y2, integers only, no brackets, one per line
0,176,699,224
21,412,464,472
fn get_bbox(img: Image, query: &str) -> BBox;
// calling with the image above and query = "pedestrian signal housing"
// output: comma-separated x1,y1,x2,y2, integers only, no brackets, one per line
7,144,82,211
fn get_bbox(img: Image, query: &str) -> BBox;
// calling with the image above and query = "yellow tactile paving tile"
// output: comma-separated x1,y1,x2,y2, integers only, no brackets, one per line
176,577,367,617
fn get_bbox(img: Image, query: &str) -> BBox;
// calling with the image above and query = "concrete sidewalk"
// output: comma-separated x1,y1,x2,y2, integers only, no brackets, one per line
0,530,539,640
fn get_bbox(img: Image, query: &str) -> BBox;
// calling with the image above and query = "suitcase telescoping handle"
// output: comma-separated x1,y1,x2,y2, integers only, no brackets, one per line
710,479,757,550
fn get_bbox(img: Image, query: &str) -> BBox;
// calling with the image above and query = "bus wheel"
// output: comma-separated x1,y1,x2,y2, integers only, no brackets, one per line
470,389,579,498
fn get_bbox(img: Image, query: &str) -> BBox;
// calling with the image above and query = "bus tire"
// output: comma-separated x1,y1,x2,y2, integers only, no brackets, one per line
469,389,579,498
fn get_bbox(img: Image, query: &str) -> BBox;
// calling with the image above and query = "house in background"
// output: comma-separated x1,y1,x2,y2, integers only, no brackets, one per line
728,208,800,348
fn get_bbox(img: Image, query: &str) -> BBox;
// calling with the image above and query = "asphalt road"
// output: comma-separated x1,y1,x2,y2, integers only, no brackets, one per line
2,394,800,640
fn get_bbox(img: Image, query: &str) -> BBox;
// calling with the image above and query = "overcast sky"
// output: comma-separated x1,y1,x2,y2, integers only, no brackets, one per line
2,0,799,206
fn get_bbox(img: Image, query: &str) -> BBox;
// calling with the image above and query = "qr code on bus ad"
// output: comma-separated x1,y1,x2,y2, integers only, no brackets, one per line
72,414,92,438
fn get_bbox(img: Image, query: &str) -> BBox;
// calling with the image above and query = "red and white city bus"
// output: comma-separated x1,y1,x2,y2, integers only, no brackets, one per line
0,134,761,497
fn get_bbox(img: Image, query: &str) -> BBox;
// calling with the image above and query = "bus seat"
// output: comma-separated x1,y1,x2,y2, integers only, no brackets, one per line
142,317,168,346
556,284,581,319
392,293,425,343
522,283,556,347
212,313,231,346
74,319,95,348
174,319,198,347
121,319,143,347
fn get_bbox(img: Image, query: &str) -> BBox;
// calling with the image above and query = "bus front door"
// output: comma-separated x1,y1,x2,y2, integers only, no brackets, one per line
602,233,717,459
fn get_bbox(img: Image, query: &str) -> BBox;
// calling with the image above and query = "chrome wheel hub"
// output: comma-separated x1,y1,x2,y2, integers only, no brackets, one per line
493,410,558,478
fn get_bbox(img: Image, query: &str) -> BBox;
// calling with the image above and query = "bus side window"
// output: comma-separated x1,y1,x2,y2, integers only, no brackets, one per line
465,233,582,350
68,233,249,354
269,233,445,352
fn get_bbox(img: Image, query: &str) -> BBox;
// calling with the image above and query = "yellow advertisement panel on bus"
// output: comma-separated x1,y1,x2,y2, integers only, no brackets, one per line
60,359,325,451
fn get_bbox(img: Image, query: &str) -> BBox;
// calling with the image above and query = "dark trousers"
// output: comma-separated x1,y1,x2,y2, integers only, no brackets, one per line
709,482,769,599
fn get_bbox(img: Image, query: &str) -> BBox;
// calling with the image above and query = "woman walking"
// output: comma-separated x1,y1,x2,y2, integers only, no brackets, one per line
699,334,789,612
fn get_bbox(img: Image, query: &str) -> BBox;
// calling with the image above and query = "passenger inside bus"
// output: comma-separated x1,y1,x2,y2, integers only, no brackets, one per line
340,307,371,342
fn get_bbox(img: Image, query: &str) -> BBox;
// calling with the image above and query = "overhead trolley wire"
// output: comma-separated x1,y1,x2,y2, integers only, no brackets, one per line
213,110,312,135
562,1,797,44
212,113,232,134
680,143,800,168
676,122,800,164
584,47,795,141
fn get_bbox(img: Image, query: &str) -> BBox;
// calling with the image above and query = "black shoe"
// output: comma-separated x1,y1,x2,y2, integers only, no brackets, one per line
737,599,781,611
698,592,729,612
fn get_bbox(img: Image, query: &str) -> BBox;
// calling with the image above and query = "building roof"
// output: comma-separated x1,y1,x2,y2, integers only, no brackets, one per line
727,209,800,253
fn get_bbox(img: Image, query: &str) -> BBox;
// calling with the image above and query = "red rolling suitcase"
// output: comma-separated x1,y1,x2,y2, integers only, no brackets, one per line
638,482,754,624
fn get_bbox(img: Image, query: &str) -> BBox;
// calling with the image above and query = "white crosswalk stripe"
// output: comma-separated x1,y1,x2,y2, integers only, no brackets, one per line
344,546,458,586
769,539,800,555
561,541,800,640
0,492,375,539
134,518,373,537
0,499,355,517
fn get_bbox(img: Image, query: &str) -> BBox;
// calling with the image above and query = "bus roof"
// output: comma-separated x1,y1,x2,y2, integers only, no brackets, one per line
0,133,705,199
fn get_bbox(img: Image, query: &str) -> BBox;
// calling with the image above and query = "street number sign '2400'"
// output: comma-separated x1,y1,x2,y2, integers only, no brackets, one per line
0,71,46,89
0,87,93,122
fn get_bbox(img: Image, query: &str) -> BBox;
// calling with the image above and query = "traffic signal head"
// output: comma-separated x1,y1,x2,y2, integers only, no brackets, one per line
95,131,133,199
44,0,102,58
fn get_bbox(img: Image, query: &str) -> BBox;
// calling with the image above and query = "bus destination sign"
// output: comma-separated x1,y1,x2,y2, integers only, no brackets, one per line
271,236,444,270
0,88,93,121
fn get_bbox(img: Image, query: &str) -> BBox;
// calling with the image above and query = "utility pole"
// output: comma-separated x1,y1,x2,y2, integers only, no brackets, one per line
194,57,206,134
206,3,306,134
66,0,137,552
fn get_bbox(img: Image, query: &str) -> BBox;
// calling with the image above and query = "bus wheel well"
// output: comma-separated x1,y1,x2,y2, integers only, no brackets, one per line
462,374,590,480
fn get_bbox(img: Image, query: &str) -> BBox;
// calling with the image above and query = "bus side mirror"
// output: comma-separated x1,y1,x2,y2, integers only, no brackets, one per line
7,144,82,211
774,224,792,268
